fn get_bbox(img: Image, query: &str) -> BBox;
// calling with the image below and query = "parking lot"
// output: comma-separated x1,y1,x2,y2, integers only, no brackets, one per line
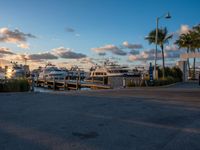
0,84,200,150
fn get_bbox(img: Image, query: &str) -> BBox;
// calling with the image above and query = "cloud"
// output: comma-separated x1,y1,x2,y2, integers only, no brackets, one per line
66,27,75,33
25,47,87,62
122,41,143,49
128,49,162,61
79,57,95,64
91,44,127,56
0,27,36,49
165,45,179,52
1,54,30,64
28,52,58,60
66,27,81,37
129,49,140,55
179,25,190,35
165,49,185,59
165,51,180,59
165,45,182,59
52,47,87,59
17,43,29,49
0,47,15,55
98,52,106,56
128,48,182,62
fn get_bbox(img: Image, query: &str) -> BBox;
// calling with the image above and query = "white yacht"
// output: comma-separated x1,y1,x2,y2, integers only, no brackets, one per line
5,62,28,79
89,60,140,78
37,64,86,81
37,64,68,81
68,66,86,80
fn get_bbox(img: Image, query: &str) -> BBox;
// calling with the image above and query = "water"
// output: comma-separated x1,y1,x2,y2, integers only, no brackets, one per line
34,87,91,93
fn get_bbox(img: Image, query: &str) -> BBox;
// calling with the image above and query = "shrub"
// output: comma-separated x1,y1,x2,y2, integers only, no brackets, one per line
171,67,183,81
148,66,183,86
0,79,30,92
154,76,176,86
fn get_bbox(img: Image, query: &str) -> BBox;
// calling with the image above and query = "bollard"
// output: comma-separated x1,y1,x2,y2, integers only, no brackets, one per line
64,78,66,90
76,78,79,90
123,77,126,88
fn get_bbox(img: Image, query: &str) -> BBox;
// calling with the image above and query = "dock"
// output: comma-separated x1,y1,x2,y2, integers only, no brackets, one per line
34,79,111,90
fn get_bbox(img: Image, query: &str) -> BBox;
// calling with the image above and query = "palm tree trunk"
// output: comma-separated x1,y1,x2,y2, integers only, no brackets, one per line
161,45,165,79
193,57,196,79
192,49,196,79
187,48,190,77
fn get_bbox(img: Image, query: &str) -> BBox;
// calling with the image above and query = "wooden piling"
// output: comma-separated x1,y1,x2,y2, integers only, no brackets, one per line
64,78,68,90
53,77,56,90
76,78,79,90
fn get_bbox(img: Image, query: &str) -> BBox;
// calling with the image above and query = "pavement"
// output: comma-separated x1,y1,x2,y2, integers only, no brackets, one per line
166,81,200,89
0,82,200,150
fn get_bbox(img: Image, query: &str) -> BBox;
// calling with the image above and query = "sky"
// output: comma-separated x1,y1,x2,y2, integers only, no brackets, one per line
0,0,199,70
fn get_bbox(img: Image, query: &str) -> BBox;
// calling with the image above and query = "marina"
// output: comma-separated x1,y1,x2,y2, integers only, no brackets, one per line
0,1,200,149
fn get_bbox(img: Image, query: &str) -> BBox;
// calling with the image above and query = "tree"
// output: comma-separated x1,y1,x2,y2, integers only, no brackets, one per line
191,24,200,78
193,24,200,52
175,24,200,79
146,27,173,79
175,33,192,76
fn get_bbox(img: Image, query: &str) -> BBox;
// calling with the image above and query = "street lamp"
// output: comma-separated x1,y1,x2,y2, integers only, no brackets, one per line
154,12,171,79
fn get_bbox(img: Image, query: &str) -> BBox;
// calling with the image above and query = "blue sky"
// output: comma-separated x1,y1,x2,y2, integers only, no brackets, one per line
0,0,200,69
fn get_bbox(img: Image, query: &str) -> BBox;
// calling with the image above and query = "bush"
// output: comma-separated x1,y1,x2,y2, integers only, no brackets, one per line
157,67,182,81
171,67,183,81
148,66,183,86
0,79,30,92
154,76,176,86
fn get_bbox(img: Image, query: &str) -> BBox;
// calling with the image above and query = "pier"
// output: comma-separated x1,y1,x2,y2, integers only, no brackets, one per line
33,78,111,90
30,76,144,91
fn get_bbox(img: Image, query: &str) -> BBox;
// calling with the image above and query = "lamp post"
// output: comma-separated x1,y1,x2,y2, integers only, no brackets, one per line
154,12,171,79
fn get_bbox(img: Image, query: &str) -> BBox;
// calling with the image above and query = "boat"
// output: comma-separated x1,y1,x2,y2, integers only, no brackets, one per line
36,64,86,81
68,66,86,80
89,60,141,78
37,64,68,81
5,62,29,79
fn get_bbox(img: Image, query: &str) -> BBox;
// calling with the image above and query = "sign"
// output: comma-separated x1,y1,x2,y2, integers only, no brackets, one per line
149,62,154,82
180,52,200,59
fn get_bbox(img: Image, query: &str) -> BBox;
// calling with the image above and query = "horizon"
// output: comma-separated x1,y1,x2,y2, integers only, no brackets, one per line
0,0,200,70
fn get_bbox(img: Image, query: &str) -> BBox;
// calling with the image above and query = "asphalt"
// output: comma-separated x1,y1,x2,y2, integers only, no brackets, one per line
0,82,200,150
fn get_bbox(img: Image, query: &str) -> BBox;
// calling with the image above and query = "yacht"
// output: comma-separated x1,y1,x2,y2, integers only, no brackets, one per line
37,64,68,81
5,62,29,79
89,60,140,78
68,66,86,80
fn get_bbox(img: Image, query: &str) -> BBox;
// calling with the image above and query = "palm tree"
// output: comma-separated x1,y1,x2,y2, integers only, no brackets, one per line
175,33,193,76
193,24,200,52
175,24,200,79
191,24,200,78
189,31,197,79
146,27,173,79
